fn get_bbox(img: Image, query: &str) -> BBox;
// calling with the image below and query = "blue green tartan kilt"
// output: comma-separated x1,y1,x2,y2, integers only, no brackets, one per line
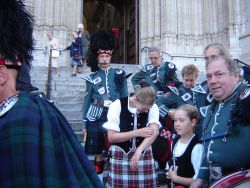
85,109,108,155
107,145,158,188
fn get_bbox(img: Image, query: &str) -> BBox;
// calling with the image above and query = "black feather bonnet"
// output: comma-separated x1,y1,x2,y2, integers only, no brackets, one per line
87,29,115,72
0,0,34,67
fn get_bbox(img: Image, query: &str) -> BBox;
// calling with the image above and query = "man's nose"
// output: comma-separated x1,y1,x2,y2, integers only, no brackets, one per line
210,75,218,83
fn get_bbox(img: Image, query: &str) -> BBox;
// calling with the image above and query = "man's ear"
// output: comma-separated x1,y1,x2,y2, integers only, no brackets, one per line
0,66,8,85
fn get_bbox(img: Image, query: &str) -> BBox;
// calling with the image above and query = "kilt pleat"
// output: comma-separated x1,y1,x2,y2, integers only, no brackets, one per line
85,110,108,155
107,145,157,188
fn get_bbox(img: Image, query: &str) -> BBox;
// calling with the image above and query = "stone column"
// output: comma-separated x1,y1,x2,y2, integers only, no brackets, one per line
154,0,161,47
228,0,245,58
29,0,82,66
139,0,149,65
240,0,250,63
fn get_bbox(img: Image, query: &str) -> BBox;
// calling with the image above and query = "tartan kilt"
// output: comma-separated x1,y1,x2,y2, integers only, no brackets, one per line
107,145,157,188
85,109,108,155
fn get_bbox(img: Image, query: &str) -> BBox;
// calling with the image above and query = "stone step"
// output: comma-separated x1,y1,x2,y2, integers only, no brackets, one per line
55,103,82,111
69,120,84,131
33,84,85,92
31,75,86,82
30,66,91,75
52,96,84,104
61,111,83,121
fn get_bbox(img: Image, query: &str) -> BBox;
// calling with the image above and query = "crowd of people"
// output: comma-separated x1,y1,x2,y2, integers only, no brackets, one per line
1,0,250,188
81,28,250,187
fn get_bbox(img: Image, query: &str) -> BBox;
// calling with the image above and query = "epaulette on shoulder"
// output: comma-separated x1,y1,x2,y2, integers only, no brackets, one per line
238,85,250,124
115,68,125,75
168,86,179,95
80,75,93,83
161,61,176,69
239,86,250,100
166,62,176,69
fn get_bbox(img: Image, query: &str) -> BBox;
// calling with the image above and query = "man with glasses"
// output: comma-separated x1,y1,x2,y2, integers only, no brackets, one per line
131,46,179,97
190,56,250,187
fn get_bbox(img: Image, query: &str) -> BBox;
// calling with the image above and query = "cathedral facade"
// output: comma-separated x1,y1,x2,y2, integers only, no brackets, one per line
26,0,250,69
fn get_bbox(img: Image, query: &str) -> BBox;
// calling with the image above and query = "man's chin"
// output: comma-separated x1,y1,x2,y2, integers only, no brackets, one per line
99,63,109,69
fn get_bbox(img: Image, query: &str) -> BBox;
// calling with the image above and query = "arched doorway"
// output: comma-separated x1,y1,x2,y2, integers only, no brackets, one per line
83,0,139,65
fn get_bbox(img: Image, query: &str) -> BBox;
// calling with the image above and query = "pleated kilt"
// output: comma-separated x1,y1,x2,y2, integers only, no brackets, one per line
107,145,158,188
85,108,108,155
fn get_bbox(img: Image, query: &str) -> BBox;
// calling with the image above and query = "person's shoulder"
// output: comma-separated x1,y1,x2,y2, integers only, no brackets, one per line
19,91,53,108
136,64,152,71
192,81,208,94
193,142,204,152
114,68,126,75
235,83,250,124
161,61,176,70
239,84,250,100
80,73,97,83
167,85,179,95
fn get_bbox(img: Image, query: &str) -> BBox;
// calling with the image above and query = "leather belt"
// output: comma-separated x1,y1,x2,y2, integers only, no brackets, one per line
93,99,112,107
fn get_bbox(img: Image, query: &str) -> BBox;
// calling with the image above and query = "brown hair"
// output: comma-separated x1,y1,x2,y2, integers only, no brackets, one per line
176,104,199,124
181,64,199,78
204,43,230,58
206,56,241,77
134,80,156,106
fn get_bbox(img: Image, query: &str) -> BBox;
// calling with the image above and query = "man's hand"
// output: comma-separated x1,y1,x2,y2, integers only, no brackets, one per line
134,127,154,138
190,178,207,188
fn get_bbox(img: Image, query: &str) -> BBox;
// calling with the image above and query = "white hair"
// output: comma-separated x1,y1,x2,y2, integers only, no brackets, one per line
77,24,84,29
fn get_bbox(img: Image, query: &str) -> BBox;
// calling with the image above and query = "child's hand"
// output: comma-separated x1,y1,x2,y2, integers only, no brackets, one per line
166,165,178,181
135,127,154,138
130,149,142,171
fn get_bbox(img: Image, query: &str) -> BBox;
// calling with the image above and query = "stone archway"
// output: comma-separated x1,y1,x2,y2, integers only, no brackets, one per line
83,0,139,65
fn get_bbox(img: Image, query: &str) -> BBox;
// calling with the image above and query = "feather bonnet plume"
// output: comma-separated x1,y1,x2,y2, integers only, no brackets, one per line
0,0,34,66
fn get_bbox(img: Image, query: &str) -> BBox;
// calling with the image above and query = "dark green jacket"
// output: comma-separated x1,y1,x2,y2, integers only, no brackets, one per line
131,61,179,94
198,82,250,181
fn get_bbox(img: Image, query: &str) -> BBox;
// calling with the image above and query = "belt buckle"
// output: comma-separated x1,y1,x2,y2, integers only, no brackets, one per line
210,166,223,181
104,100,111,107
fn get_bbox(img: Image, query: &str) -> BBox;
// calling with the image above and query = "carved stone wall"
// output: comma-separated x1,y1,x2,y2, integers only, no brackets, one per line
139,0,247,62
26,0,83,66
25,0,249,67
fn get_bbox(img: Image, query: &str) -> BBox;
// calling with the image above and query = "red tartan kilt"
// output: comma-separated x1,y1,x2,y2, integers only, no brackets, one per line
107,145,157,188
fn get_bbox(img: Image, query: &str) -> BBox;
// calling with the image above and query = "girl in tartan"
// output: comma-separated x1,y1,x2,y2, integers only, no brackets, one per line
103,81,160,187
